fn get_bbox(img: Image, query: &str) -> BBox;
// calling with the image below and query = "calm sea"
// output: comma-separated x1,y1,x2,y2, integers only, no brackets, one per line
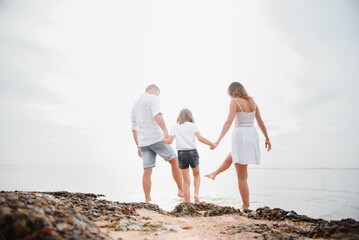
1,165,358,221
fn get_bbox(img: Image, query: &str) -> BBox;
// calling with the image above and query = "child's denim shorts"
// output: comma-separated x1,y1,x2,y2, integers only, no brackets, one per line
177,149,199,169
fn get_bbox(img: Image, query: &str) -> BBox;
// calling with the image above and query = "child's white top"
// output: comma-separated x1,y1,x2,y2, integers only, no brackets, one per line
170,122,199,151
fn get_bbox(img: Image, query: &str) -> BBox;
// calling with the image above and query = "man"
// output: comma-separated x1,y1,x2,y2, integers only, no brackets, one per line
131,84,183,203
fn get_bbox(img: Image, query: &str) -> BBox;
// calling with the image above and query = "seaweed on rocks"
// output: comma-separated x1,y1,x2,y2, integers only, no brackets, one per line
308,218,359,239
170,202,202,217
227,221,311,239
119,202,167,214
169,202,240,217
248,206,319,223
1,191,359,240
0,192,111,240
246,206,359,239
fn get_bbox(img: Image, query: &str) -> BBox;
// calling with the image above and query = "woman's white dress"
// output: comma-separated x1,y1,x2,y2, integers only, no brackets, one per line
231,102,261,165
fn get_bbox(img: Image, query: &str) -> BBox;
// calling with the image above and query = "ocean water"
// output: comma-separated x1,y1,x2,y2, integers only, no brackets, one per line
1,164,358,221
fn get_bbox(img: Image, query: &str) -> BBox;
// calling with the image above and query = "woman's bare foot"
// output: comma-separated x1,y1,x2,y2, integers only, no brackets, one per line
178,191,184,198
204,172,216,180
194,195,200,203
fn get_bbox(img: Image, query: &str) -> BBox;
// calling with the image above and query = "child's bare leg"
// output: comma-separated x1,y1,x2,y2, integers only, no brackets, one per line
192,167,200,203
181,168,191,202
234,163,250,209
205,154,232,180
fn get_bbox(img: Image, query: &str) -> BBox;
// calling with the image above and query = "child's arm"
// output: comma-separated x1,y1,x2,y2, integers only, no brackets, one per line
163,135,175,144
195,132,217,149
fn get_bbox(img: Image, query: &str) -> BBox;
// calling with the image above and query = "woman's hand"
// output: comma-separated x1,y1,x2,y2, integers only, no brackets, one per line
265,139,271,152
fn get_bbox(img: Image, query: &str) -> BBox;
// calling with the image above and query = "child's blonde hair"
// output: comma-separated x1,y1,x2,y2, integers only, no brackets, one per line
227,82,251,99
177,108,195,124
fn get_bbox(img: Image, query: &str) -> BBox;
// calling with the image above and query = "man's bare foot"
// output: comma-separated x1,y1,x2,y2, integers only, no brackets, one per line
194,195,200,203
204,172,216,180
145,198,152,203
177,191,184,198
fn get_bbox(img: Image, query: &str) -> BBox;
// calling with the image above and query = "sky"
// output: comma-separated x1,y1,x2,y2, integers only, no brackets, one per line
1,0,359,175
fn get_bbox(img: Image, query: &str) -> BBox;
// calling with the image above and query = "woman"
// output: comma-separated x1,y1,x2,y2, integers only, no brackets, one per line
206,82,271,210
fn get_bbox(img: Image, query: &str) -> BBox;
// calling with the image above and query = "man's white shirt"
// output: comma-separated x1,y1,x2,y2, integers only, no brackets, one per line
131,93,163,147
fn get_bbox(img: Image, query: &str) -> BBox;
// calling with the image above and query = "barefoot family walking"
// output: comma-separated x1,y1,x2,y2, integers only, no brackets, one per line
207,82,271,210
130,84,183,203
163,109,217,203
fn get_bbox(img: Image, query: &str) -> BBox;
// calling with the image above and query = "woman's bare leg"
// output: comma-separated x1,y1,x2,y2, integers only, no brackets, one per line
234,163,250,209
205,154,233,180
192,167,200,203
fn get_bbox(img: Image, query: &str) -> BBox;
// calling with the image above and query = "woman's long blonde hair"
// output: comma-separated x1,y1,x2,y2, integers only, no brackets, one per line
227,82,251,99
177,108,195,124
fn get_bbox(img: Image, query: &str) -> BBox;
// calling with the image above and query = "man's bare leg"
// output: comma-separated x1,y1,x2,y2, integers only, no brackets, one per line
169,157,184,197
205,154,232,180
142,167,153,203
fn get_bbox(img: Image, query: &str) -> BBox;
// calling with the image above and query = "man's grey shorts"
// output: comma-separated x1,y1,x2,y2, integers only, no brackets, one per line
139,141,176,168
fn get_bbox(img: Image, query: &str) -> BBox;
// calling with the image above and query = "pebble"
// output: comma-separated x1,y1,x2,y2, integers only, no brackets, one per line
287,210,300,219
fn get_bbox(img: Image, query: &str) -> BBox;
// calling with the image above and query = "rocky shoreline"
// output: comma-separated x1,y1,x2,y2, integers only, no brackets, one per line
0,191,358,239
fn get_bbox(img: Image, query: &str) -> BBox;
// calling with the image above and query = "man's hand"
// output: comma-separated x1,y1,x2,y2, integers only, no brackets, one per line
163,130,169,139
137,147,142,158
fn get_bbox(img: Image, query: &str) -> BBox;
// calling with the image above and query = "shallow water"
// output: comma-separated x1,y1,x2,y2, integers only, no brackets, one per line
1,165,358,220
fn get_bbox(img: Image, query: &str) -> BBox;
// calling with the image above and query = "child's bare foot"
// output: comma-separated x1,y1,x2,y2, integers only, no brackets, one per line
194,195,200,203
241,204,250,213
204,172,216,180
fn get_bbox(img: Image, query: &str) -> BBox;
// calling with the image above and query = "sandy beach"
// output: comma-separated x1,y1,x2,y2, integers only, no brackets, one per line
1,191,358,240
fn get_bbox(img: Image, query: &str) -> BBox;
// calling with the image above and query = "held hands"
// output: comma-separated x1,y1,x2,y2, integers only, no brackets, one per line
162,137,170,144
210,143,217,150
210,140,220,150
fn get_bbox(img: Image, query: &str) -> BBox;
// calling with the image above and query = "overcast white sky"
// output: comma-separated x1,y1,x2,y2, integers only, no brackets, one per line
1,0,359,173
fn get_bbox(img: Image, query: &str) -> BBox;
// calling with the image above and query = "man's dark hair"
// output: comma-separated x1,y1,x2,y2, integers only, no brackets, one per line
145,84,160,93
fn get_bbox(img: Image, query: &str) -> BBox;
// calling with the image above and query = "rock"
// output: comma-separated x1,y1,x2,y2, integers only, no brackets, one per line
0,192,112,239
308,218,359,239
169,202,239,217
26,199,36,205
166,225,180,232
287,210,300,219
170,202,201,217
107,205,115,211
2,191,359,240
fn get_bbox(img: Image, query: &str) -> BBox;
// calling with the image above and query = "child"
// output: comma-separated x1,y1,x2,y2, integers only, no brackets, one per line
163,108,217,203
